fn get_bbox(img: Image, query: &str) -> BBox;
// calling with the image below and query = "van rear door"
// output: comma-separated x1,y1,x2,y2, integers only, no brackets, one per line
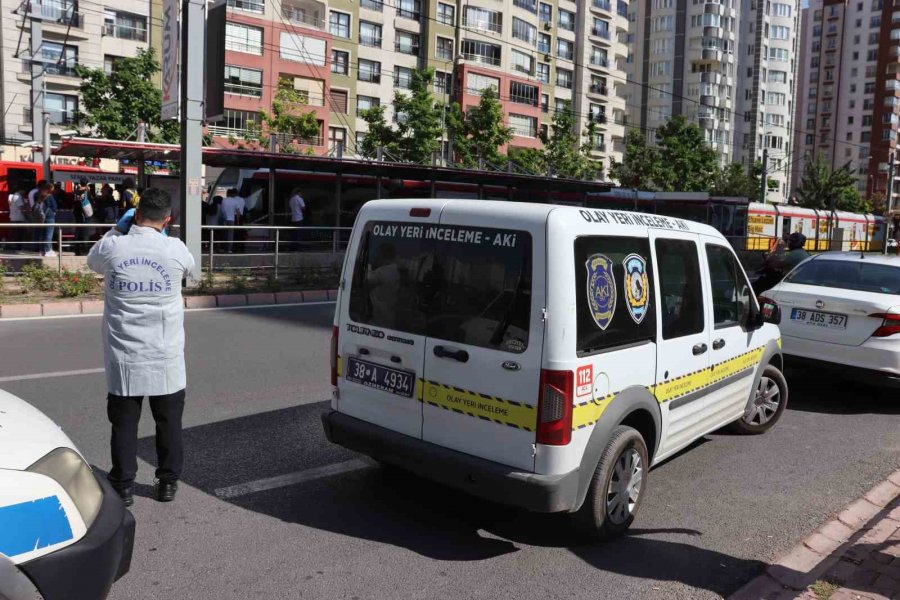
420,208,545,471
337,210,440,439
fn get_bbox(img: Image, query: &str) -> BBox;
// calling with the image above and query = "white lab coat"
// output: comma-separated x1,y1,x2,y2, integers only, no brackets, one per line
87,226,195,397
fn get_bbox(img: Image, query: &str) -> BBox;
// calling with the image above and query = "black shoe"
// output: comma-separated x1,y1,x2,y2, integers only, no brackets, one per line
154,479,178,502
112,485,134,507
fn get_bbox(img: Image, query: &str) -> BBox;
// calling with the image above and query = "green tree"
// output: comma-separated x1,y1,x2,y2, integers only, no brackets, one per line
391,68,444,163
542,101,598,180
240,79,321,153
508,147,545,175
75,48,178,142
609,129,660,189
651,116,719,192
358,105,397,159
797,154,866,212
446,86,513,168
712,163,758,198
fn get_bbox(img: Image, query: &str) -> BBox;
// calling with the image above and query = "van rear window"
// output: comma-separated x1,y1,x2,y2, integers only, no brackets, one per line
348,221,532,353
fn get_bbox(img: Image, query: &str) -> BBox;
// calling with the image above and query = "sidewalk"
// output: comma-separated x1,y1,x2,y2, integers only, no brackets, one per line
732,469,900,600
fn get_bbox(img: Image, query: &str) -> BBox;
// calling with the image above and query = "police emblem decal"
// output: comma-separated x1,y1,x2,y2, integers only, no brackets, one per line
586,254,616,330
623,253,649,324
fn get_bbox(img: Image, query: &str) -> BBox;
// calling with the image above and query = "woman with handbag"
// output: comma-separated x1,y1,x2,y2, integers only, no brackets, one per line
73,179,95,255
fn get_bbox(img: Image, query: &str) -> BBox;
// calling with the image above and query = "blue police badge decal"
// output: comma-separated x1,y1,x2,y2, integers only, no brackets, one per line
586,254,616,330
623,253,649,324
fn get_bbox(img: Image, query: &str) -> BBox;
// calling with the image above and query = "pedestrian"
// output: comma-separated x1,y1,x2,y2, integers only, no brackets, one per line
33,181,57,257
99,184,118,223
288,188,306,250
221,188,243,254
779,232,810,273
86,188,195,506
7,184,30,253
72,179,95,255
121,177,140,209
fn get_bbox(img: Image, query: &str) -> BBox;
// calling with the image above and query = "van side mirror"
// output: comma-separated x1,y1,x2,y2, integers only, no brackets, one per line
752,296,781,328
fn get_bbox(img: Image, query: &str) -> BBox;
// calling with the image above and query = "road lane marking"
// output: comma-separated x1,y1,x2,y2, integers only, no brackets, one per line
0,301,335,322
0,367,105,383
214,458,374,499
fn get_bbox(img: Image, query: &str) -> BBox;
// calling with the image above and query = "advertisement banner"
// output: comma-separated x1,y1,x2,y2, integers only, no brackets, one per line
161,0,180,120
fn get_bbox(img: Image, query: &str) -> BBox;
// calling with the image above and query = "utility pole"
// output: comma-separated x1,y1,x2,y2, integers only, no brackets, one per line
28,0,46,169
178,0,204,283
42,110,50,178
884,152,895,255
759,148,768,204
136,121,146,190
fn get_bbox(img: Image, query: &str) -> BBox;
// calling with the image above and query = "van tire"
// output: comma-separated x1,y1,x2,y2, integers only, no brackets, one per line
573,425,648,541
731,364,788,435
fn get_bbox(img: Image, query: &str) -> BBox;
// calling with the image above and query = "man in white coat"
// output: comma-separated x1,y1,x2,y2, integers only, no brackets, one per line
88,188,195,506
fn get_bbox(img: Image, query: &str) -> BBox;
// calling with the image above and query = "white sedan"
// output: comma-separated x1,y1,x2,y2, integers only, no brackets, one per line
764,252,900,385
0,389,134,600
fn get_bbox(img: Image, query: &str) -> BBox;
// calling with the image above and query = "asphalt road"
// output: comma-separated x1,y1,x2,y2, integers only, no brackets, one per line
2,305,899,600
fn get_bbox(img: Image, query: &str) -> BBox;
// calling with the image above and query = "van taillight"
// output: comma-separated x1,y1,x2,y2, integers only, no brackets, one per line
870,313,900,337
536,370,573,446
409,208,431,217
330,326,339,385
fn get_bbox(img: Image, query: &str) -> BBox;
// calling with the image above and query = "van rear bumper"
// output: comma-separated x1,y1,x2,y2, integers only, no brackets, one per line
322,411,580,513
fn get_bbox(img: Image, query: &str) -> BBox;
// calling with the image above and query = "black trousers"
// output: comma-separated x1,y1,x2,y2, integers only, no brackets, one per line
107,389,185,487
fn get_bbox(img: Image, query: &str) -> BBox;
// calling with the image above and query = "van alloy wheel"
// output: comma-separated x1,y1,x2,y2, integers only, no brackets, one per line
745,376,781,426
606,448,643,525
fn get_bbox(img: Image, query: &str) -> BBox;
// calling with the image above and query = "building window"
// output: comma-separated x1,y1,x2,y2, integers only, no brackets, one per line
557,38,574,60
103,54,121,74
361,0,383,9
772,2,791,16
103,10,148,40
45,92,77,124
865,81,876,94
41,42,77,76
539,2,552,22
330,89,348,113
357,95,379,116
397,0,421,19
395,30,419,54
461,40,502,66
509,81,539,106
225,22,263,55
394,66,414,88
510,50,534,75
328,127,346,152
329,11,350,38
437,2,454,25
436,36,454,60
769,70,787,83
512,17,537,45
331,49,349,74
871,16,881,27
862,115,873,126
768,47,789,61
224,65,263,97
538,33,551,53
509,114,538,138
208,109,261,134
513,0,537,13
649,60,671,77
558,9,575,31
769,25,789,39
536,62,550,83
540,93,549,113
766,91,786,105
556,67,573,88
358,59,381,83
434,71,452,94
463,6,502,32
359,21,382,47
466,72,500,95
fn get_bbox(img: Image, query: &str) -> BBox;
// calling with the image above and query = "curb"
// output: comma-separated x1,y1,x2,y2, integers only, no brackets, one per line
0,289,338,319
728,467,900,600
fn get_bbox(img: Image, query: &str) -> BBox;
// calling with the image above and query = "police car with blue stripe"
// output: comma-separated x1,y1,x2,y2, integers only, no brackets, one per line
324,200,788,539
0,389,134,599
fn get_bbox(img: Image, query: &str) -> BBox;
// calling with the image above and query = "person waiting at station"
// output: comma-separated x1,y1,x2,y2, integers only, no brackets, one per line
288,188,306,250
7,184,30,252
221,188,244,254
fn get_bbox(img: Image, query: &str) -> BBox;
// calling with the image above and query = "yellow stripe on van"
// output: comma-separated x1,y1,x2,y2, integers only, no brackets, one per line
419,380,537,431
651,345,765,403
336,356,342,376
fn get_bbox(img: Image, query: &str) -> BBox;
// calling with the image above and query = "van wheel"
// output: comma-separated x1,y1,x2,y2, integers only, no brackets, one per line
573,426,648,541
731,364,788,435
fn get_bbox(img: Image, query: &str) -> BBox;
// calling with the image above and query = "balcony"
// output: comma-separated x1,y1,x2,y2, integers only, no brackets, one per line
282,2,326,29
592,27,612,40
887,80,900,94
395,42,420,54
589,83,608,95
700,71,721,84
592,0,612,12
37,4,82,27
461,52,501,67
590,113,608,124
358,72,382,83
700,48,723,61
590,55,609,68
359,35,382,48
557,49,574,60
617,1,628,16
102,22,148,41
24,107,77,125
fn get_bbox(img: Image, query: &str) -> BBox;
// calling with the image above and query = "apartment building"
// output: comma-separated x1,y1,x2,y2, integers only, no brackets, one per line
733,0,801,202
0,0,162,151
211,0,631,165
794,0,900,199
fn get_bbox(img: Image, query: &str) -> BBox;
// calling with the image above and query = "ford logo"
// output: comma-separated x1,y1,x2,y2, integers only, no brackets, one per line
815,300,825,309
502,361,521,371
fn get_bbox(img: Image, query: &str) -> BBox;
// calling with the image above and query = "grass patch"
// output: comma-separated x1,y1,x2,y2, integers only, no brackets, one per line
809,579,841,600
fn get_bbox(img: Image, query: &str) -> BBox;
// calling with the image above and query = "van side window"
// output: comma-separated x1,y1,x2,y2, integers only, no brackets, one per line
706,244,752,329
574,236,656,355
655,239,705,340
348,221,532,353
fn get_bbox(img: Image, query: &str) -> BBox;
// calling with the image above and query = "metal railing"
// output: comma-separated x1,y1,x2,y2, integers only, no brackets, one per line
1,223,351,278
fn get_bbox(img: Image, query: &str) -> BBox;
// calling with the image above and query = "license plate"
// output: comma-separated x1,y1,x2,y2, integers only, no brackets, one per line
790,308,847,329
345,357,415,398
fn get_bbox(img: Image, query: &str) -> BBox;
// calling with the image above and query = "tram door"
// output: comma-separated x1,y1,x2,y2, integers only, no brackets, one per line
781,217,791,240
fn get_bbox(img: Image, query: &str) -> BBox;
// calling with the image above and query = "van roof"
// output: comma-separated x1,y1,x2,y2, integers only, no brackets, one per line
361,199,724,239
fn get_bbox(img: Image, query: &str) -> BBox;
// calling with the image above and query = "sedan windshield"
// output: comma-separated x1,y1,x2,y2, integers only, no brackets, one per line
784,259,900,295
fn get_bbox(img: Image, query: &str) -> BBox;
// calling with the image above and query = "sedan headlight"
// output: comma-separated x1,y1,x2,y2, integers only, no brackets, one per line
27,448,102,528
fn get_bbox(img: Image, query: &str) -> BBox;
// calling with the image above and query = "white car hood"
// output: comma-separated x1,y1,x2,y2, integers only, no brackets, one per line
0,388,78,470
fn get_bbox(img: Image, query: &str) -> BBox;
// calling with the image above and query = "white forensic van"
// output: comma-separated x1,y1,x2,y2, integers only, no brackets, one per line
322,200,786,538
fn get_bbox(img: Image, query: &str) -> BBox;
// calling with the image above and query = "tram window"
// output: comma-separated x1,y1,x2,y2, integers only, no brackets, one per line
7,168,37,195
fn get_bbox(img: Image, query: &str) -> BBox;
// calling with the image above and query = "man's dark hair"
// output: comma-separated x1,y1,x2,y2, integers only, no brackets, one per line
138,188,173,222
39,181,53,192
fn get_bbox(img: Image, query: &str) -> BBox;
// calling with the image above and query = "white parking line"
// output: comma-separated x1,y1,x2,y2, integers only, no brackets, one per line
214,458,374,500
0,301,335,323
0,367,106,383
